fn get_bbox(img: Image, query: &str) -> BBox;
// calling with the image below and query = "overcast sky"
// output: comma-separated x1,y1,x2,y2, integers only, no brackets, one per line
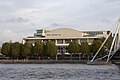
0,0,120,46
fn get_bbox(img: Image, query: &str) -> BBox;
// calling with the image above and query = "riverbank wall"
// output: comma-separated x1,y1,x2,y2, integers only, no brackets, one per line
0,60,120,65
0,60,87,64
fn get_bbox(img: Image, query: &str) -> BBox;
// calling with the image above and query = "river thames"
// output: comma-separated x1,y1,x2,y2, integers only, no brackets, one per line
0,64,120,80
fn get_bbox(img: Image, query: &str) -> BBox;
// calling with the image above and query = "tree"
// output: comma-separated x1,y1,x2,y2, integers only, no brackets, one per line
81,42,90,54
104,39,112,50
45,41,57,57
68,41,80,60
11,42,20,59
68,41,80,54
1,42,11,58
100,39,112,56
22,42,32,59
91,40,106,57
19,43,24,59
91,40,102,55
33,41,44,56
81,42,90,60
98,37,105,42
43,44,49,57
91,39,112,59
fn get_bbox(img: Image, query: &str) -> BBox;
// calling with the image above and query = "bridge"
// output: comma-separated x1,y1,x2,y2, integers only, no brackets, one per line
88,18,120,65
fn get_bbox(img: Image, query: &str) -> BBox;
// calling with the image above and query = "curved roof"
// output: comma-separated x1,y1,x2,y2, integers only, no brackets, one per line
45,28,88,38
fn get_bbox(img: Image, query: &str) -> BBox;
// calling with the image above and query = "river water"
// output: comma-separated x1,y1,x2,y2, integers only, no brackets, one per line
0,64,120,80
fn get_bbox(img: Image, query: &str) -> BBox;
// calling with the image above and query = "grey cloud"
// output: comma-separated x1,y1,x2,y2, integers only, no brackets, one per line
50,23,62,27
0,30,22,46
49,23,66,29
0,17,29,23
101,19,114,25
104,0,120,3
6,17,29,23
0,0,120,46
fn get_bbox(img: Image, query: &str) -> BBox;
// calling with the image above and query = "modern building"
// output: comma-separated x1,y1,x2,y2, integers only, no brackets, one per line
83,31,111,38
23,28,111,54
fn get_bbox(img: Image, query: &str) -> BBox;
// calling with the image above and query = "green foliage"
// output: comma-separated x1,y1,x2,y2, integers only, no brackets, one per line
81,42,90,55
97,37,105,42
45,41,57,57
43,44,49,56
33,41,44,56
11,42,20,58
91,40,106,56
91,39,112,56
68,41,80,54
1,42,11,57
100,39,112,56
19,43,24,59
91,40,102,55
104,40,112,50
22,42,33,59
1,37,112,60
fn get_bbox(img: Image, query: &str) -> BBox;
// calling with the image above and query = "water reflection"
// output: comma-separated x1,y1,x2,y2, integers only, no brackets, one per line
0,64,120,80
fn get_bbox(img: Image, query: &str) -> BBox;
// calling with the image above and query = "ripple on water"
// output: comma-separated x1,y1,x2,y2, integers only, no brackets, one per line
0,64,119,80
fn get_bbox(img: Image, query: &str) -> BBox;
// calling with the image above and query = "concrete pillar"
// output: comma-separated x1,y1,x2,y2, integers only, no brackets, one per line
22,40,26,44
55,40,57,45
78,39,80,44
63,39,65,44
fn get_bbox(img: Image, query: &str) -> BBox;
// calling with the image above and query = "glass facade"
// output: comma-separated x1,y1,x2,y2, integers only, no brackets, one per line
80,39,87,43
83,31,103,36
72,39,78,42
50,40,55,43
37,30,43,33
57,39,63,44
87,38,94,43
46,34,61,36
57,46,68,53
65,39,71,44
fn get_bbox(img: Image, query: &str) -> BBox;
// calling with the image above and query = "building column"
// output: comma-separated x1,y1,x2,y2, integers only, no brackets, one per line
87,39,89,43
22,40,26,44
63,39,65,44
55,40,57,45
78,39,80,44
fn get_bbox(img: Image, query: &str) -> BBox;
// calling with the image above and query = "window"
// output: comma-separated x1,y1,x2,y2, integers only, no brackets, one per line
37,30,43,33
52,34,57,36
58,34,61,36
80,39,87,43
88,39,94,43
57,39,63,44
72,39,78,42
47,34,51,36
47,34,61,36
65,39,71,44
50,40,55,43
